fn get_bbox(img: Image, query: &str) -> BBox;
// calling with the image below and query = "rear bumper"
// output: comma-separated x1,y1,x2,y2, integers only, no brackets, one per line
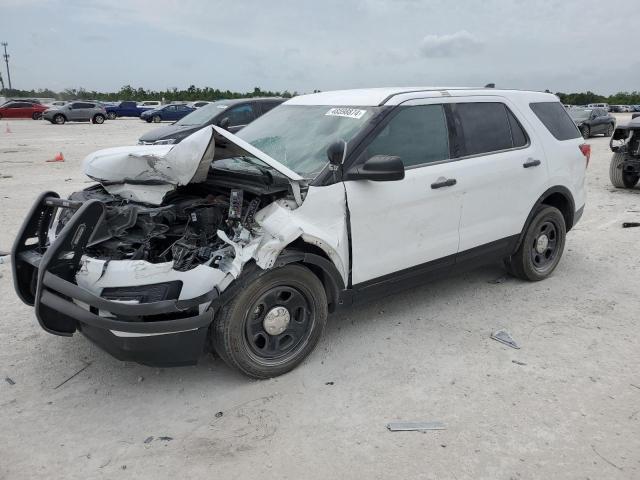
11,192,216,366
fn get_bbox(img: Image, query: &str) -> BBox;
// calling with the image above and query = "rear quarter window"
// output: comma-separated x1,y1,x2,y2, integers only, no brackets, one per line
530,102,581,141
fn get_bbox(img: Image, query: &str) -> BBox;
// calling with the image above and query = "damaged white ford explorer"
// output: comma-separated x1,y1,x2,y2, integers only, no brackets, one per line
12,87,588,378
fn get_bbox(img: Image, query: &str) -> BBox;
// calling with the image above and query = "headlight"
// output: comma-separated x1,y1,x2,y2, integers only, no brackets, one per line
154,138,176,145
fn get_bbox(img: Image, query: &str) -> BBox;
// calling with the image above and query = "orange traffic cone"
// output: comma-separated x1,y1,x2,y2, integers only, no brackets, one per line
46,152,65,163
5,123,11,134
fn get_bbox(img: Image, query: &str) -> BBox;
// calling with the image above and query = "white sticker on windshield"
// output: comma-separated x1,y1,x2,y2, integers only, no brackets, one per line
325,107,366,119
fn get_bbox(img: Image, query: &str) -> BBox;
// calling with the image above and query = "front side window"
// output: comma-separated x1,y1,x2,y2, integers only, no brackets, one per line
225,105,255,126
365,105,449,167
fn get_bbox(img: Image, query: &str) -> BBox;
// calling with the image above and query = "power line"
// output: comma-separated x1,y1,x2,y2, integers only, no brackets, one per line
1,42,12,90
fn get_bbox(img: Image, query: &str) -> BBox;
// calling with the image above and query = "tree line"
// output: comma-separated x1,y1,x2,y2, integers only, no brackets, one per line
3,85,640,105
554,91,640,105
1,85,298,102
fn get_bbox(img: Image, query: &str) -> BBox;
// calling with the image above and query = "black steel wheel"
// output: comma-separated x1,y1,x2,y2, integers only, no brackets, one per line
504,206,566,281
212,264,327,378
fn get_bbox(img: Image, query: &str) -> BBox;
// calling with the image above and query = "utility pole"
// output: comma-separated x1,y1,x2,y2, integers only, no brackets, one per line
1,43,12,90
0,70,5,92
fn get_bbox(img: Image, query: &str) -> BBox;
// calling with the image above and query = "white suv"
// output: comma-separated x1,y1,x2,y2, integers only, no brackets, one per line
12,87,588,378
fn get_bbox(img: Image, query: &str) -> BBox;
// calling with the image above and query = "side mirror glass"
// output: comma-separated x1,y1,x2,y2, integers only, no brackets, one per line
219,117,231,130
326,140,346,166
345,155,404,182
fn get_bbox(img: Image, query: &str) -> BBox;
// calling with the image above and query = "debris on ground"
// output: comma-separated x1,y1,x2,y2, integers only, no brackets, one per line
5,377,15,385
53,362,92,389
144,436,154,444
137,376,144,383
512,360,527,366
488,276,507,284
325,381,334,385
490,329,520,349
215,411,224,418
45,152,65,163
158,436,173,441
387,421,446,432
0,255,10,265
622,222,640,228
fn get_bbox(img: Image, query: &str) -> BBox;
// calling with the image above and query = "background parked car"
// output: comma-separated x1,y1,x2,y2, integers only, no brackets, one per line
42,101,107,125
139,104,196,123
568,107,615,138
187,101,212,109
138,97,284,144
587,102,610,111
138,100,162,108
0,100,48,120
105,101,153,119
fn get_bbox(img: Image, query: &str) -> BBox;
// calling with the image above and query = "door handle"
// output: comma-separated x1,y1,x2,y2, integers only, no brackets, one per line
431,178,457,189
523,159,541,168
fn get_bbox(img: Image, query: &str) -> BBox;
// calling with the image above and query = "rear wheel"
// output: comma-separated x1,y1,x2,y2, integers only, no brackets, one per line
505,206,566,282
152,115,161,123
107,111,117,120
53,114,65,125
212,264,327,379
610,152,639,188
32,112,42,120
605,123,614,137
92,114,105,124
580,125,590,139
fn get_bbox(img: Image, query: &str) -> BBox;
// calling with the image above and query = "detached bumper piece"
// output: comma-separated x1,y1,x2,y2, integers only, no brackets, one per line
12,192,215,366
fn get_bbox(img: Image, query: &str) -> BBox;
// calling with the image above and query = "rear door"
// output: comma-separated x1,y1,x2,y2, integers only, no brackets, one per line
345,102,463,285
450,98,548,257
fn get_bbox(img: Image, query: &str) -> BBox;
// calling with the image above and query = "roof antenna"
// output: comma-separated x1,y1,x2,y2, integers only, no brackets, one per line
484,83,495,88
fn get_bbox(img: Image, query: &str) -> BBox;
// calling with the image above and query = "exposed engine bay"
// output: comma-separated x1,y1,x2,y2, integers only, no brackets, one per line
56,178,290,273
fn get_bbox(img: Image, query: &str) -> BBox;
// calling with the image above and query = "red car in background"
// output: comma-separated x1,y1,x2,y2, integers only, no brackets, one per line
0,101,48,120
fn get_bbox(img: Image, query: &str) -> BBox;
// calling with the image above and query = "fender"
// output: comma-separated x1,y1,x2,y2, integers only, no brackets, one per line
513,185,575,253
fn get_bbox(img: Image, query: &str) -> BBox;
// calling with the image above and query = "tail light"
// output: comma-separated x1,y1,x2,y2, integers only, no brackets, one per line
579,143,591,167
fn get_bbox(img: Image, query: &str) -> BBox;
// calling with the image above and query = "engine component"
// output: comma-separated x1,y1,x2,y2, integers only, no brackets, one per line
228,189,243,220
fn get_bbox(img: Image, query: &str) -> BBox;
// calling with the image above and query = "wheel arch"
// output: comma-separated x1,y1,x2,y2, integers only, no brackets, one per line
513,186,575,252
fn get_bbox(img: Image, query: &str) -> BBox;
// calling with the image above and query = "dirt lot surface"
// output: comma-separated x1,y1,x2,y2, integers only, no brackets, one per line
1,115,639,480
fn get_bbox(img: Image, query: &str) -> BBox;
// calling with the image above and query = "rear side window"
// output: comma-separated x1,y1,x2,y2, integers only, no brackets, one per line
449,102,514,156
530,102,581,140
366,104,449,167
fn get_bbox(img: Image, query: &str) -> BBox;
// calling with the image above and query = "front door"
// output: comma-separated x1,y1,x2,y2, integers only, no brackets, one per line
344,103,463,285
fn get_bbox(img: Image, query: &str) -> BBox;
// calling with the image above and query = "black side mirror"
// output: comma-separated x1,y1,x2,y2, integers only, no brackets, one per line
345,155,404,182
326,140,346,166
219,117,231,130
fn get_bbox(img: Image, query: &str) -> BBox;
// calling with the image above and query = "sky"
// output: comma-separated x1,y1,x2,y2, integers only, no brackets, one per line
1,0,638,95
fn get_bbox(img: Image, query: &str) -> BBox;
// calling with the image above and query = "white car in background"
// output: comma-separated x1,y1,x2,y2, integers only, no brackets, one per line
137,100,162,108
187,101,212,109
12,87,588,378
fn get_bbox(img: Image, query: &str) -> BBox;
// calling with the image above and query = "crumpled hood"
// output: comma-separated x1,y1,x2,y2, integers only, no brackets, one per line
138,124,197,143
83,125,304,204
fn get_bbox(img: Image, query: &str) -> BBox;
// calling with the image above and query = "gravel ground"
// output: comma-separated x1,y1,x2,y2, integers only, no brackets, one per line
0,115,639,480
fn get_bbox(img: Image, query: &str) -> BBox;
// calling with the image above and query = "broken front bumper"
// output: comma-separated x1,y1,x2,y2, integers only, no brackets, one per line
11,192,217,366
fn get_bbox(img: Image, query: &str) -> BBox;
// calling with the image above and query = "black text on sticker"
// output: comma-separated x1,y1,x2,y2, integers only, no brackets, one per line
325,108,366,119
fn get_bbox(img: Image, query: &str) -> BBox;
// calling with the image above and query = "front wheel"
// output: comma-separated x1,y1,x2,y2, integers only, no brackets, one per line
53,114,65,125
152,115,161,123
504,206,566,282
610,152,639,188
107,112,117,120
92,114,105,124
212,264,328,379
580,125,590,139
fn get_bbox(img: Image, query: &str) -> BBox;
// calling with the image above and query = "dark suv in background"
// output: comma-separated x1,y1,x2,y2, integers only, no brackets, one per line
138,97,285,145
568,107,615,139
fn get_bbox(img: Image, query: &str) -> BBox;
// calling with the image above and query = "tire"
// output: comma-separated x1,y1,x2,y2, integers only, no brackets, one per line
580,125,590,139
212,264,328,379
145,118,152,123
92,114,105,124
53,114,65,125
605,123,614,137
107,112,117,120
609,152,639,188
32,112,42,120
152,115,161,123
0,113,3,120
505,206,566,282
